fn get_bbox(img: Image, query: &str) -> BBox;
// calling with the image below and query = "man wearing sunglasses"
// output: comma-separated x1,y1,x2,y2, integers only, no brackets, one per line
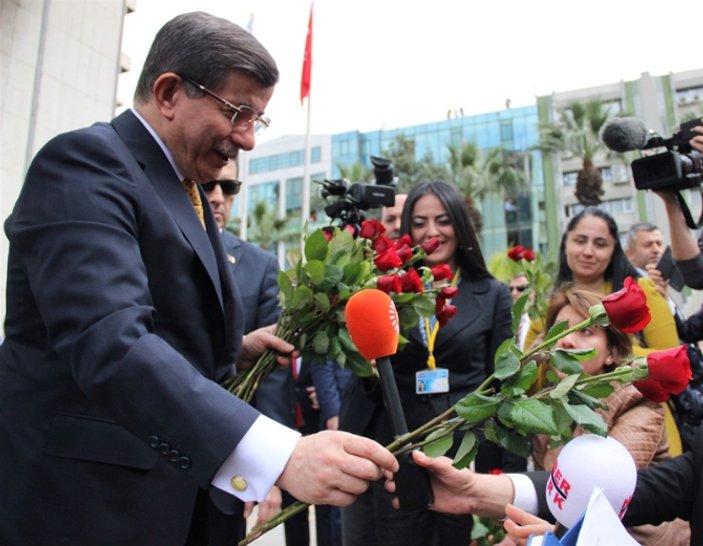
0,12,397,546
204,159,297,540
509,273,531,350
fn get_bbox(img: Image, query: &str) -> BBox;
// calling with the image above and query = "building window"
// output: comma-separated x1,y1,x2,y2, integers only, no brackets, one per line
565,197,633,218
563,171,578,186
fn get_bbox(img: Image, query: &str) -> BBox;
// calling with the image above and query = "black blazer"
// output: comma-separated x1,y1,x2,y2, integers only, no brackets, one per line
341,275,515,468
530,425,703,544
0,111,263,545
221,229,296,428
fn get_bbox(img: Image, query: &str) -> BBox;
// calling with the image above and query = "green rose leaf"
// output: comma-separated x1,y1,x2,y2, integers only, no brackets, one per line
345,350,373,377
578,382,615,399
423,429,453,458
278,270,293,302
503,360,538,395
569,389,609,410
455,393,501,423
342,262,362,285
495,349,521,380
323,264,344,287
511,292,530,333
561,400,607,436
549,349,584,375
304,229,329,262
453,431,478,469
304,260,325,285
312,331,329,354
509,399,559,435
412,296,436,318
484,420,531,457
291,285,314,309
567,347,597,361
314,292,331,313
549,373,580,399
546,319,569,341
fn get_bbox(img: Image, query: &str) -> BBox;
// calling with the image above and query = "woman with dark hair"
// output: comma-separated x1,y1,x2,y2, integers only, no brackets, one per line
340,181,523,546
521,284,689,546
524,207,678,360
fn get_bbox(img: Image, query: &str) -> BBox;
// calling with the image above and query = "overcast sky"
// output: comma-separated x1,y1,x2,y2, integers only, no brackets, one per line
118,0,703,144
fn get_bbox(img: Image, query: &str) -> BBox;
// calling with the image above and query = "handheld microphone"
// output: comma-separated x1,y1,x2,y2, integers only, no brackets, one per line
345,288,433,510
546,435,637,529
600,117,651,152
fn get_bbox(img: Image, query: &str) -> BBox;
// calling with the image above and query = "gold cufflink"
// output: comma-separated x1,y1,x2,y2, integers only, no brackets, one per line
230,475,247,491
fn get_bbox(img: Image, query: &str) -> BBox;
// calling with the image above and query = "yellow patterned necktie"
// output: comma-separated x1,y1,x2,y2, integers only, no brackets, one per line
182,179,206,229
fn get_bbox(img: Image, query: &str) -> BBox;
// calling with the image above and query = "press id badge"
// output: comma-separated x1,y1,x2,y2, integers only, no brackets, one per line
416,368,449,394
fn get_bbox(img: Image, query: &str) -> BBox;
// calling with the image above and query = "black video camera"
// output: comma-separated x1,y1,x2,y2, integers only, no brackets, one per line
317,156,396,231
631,118,703,192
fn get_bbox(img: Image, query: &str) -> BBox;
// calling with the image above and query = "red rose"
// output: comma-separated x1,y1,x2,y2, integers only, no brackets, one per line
372,234,394,253
377,274,402,294
396,245,413,264
507,245,525,261
421,237,441,255
488,468,505,475
396,235,413,249
436,303,458,327
344,224,357,237
430,264,453,282
634,345,693,402
359,219,385,240
322,228,334,242
399,268,424,293
439,286,459,300
602,276,651,333
374,249,403,271
523,248,536,262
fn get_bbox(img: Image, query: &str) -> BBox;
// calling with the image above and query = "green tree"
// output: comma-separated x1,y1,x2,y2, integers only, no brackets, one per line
246,201,286,251
537,100,610,206
382,134,449,193
446,142,527,234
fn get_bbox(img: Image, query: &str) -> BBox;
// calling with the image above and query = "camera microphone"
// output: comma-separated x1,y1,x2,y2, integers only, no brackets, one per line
600,117,651,152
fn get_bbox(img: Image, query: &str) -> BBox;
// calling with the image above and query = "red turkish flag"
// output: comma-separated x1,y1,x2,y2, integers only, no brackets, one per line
300,3,313,104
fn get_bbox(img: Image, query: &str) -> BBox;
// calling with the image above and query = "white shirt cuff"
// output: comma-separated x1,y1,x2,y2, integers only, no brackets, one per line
507,473,539,515
211,414,301,502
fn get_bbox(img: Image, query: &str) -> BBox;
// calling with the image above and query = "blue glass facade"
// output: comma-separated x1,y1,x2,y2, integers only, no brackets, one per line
330,105,543,259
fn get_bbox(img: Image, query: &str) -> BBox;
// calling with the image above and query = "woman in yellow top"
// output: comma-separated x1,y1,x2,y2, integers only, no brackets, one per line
524,207,678,356
523,207,683,454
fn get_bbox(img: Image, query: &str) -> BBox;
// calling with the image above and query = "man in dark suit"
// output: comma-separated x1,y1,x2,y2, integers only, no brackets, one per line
0,12,396,546
204,160,296,538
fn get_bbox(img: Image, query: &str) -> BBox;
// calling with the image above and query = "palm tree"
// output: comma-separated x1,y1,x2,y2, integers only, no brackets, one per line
537,100,610,206
246,201,286,251
446,142,527,234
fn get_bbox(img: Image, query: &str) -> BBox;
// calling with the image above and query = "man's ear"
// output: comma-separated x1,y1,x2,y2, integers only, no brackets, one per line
152,73,183,121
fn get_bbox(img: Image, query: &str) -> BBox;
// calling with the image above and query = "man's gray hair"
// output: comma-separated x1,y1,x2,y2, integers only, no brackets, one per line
625,222,659,250
134,11,279,102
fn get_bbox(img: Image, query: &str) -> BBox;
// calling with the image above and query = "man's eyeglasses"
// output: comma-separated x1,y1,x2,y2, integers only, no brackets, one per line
180,75,270,135
202,179,242,196
510,284,529,293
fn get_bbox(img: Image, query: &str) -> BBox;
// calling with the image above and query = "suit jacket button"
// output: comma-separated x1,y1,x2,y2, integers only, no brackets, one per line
168,449,180,462
158,443,169,455
230,476,247,491
178,457,191,470
148,435,159,449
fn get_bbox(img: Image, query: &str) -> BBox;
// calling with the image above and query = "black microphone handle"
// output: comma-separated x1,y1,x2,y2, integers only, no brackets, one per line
375,356,409,437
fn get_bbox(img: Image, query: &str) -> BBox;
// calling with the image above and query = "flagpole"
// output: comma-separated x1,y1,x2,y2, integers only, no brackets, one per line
300,2,314,252
239,153,248,240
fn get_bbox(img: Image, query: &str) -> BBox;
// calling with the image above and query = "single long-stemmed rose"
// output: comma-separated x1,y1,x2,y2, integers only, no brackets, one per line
239,277,669,545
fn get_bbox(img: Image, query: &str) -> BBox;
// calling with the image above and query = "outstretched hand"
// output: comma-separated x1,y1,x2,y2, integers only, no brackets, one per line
277,431,398,507
384,450,514,519
502,503,554,546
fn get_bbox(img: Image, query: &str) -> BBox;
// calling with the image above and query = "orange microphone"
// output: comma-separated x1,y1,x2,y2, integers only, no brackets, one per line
345,289,406,434
345,289,433,510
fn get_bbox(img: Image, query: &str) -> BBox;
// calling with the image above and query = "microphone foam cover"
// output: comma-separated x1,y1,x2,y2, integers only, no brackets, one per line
600,117,649,152
546,435,637,528
345,288,400,360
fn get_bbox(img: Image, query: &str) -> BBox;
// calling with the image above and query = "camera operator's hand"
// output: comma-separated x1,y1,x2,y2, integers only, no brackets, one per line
690,123,703,153
654,189,701,262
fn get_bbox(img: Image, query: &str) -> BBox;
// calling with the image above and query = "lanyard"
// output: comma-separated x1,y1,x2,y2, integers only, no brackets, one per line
423,268,460,370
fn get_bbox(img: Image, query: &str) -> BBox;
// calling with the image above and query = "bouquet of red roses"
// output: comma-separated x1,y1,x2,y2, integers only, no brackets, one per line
225,219,455,403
